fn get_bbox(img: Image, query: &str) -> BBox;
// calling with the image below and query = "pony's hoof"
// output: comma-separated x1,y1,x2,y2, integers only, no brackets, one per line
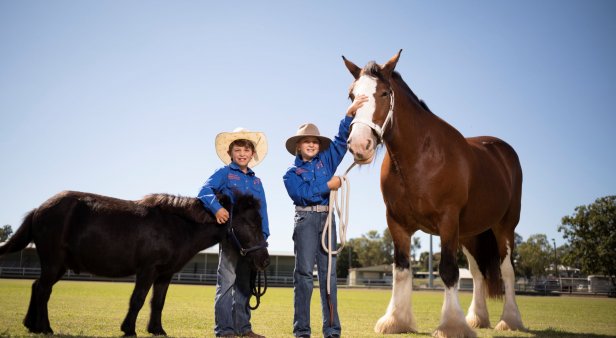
148,328,167,336
495,319,526,331
465,313,490,328
374,314,417,334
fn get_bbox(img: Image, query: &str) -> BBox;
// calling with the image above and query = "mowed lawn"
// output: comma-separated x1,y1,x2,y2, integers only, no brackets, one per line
1,279,615,337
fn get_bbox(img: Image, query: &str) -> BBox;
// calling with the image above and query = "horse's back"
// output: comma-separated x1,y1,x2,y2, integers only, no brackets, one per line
31,191,174,276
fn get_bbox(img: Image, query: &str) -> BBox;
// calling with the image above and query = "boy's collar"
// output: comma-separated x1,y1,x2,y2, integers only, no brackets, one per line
295,153,320,166
229,162,254,175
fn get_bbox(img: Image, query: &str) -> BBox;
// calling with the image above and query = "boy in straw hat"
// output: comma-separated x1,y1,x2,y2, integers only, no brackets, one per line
197,128,269,338
283,95,368,338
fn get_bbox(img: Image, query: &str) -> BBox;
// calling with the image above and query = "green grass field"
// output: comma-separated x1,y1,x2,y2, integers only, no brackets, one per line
1,279,615,337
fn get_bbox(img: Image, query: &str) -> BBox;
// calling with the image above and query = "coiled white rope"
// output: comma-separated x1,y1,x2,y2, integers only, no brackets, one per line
321,162,356,298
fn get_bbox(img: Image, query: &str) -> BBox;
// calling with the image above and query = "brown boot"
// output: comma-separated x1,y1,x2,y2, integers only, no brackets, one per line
242,330,265,338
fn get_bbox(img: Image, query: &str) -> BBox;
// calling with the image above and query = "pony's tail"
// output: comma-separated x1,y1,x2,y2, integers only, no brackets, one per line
0,209,35,256
474,229,504,299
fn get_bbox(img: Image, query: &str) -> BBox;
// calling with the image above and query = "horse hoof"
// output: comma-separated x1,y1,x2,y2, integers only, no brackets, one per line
26,326,53,335
465,313,490,328
495,319,526,332
149,328,167,336
374,314,417,334
122,331,137,337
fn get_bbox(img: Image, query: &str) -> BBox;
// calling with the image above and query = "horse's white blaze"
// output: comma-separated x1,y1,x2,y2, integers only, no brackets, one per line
349,75,378,162
462,247,490,328
495,242,525,331
374,267,417,334
434,285,476,338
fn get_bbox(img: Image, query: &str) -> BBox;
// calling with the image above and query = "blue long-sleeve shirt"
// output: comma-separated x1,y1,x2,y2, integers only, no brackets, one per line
197,162,269,239
283,116,353,206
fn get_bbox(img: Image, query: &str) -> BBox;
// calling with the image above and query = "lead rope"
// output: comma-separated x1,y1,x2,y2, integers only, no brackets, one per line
321,161,356,326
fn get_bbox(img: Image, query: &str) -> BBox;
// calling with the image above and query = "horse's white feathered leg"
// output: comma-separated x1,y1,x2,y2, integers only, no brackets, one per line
495,244,526,331
462,247,490,328
374,267,417,334
433,285,477,338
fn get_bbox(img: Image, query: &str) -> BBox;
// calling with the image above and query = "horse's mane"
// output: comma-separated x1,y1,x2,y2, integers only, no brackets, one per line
231,193,261,213
138,194,214,224
137,192,261,225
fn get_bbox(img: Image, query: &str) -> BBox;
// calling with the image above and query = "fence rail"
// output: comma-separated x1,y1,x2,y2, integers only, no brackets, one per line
1,267,613,296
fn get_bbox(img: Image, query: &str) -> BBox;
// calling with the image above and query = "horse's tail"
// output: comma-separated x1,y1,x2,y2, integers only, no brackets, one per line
0,209,35,256
473,229,504,299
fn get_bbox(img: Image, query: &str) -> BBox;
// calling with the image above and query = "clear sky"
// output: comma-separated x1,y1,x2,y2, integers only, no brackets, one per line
1,1,614,255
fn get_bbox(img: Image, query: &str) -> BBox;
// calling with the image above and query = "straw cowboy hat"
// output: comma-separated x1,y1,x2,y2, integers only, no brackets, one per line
285,123,332,155
215,127,267,167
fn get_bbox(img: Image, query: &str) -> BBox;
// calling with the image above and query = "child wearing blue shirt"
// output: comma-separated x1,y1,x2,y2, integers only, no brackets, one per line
198,128,269,338
283,95,367,338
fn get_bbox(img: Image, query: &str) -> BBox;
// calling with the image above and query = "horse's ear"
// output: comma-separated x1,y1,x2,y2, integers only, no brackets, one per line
342,55,361,79
382,49,402,78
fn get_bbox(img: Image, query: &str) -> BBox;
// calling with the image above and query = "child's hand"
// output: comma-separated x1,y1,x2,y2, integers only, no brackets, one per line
327,176,342,190
346,94,369,117
215,208,230,224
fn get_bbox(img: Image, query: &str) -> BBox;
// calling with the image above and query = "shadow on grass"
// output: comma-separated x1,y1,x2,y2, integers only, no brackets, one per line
492,328,616,338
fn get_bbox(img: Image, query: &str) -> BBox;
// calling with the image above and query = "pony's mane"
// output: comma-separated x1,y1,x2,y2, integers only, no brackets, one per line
138,194,213,224
232,192,261,212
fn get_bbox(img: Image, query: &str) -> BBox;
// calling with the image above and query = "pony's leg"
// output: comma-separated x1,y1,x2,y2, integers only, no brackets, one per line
148,274,173,336
433,211,476,338
24,265,66,334
495,243,525,331
121,270,156,336
374,216,417,334
461,246,490,328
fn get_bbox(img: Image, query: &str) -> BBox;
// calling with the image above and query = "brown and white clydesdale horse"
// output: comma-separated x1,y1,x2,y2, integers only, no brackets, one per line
343,50,524,337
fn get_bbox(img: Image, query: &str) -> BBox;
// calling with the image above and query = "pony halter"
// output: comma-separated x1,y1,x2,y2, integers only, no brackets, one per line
349,88,395,143
227,205,268,256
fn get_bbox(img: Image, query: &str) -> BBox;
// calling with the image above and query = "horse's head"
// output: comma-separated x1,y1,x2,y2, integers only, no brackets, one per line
343,50,402,164
225,193,270,271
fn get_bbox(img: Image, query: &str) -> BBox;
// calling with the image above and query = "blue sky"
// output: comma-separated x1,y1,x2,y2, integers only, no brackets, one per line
1,1,614,255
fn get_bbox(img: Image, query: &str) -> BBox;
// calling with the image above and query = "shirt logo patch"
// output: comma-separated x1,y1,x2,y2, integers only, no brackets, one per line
228,173,241,181
253,178,261,185
295,168,308,175
316,161,324,169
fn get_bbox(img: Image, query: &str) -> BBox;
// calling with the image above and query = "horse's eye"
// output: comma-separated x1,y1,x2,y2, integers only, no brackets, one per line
349,94,355,101
381,91,389,97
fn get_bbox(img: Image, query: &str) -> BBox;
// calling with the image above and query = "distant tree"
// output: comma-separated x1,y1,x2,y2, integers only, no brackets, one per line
516,234,552,279
512,232,524,277
0,224,12,242
336,244,360,278
456,249,468,268
410,237,421,263
382,228,394,259
349,230,393,267
558,195,616,281
418,251,441,272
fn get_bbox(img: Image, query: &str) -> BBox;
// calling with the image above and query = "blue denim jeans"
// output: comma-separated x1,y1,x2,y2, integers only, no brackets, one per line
293,211,341,337
214,237,252,337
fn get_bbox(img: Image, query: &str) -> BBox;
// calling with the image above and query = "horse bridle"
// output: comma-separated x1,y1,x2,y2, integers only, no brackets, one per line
227,205,269,257
349,85,395,144
226,205,269,310
228,226,269,256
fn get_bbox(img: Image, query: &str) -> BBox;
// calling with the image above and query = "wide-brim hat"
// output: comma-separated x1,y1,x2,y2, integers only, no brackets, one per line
285,123,332,156
215,128,267,167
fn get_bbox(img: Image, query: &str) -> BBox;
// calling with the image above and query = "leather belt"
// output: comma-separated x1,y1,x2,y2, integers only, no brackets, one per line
295,205,329,212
